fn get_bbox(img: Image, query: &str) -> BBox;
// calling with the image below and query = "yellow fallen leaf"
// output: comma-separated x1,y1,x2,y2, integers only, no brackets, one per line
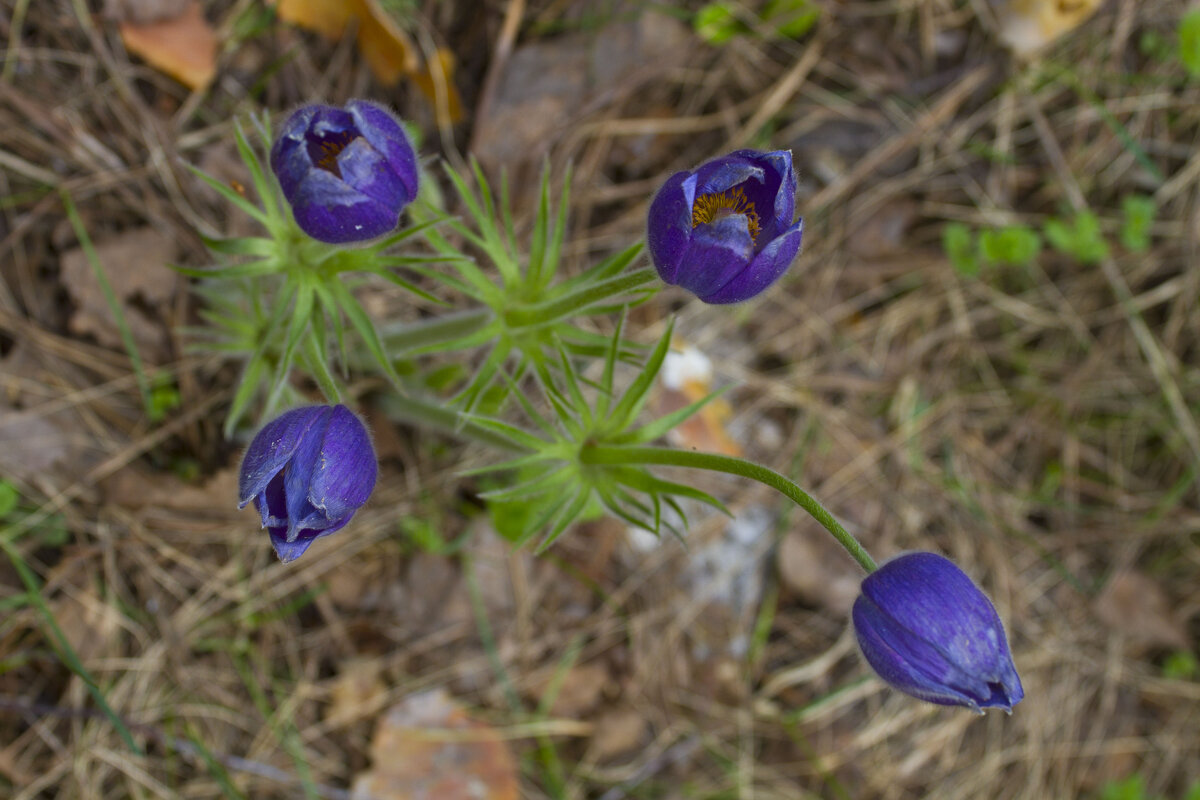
654,341,743,457
273,0,416,81
118,1,217,90
273,0,463,124
996,0,1104,55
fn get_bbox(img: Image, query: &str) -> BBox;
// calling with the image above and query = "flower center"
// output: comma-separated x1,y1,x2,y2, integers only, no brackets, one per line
307,129,360,178
691,186,761,243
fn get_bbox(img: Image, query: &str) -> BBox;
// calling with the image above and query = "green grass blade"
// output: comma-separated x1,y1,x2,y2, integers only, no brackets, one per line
185,164,269,225
325,279,401,385
61,189,152,416
527,161,551,288
622,385,730,445
0,536,143,755
607,317,675,432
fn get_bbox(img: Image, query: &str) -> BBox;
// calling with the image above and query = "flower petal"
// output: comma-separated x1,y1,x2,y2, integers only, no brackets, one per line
270,101,420,244
268,514,356,564
282,406,334,542
306,106,356,143
731,150,794,243
853,552,1024,712
348,100,419,204
693,155,764,196
269,529,317,564
253,470,289,529
676,215,756,300
646,170,696,284
270,106,321,199
309,405,377,522
862,553,1011,677
290,170,400,243
700,219,802,304
336,137,410,211
238,406,327,508
854,593,996,710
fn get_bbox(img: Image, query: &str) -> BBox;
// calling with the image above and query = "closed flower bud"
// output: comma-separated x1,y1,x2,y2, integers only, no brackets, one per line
852,552,1024,712
238,404,377,563
270,100,419,244
647,149,803,304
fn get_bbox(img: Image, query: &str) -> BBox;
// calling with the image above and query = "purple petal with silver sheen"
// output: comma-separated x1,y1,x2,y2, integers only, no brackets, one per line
702,220,803,305
269,101,419,244
675,215,756,301
693,155,764,196
348,100,419,203
238,404,377,563
238,405,330,508
309,405,378,522
646,170,695,285
852,552,1024,712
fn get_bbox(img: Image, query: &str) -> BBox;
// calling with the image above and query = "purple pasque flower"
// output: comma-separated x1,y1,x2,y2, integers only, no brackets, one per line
852,552,1024,713
238,404,377,563
647,149,803,304
270,100,419,244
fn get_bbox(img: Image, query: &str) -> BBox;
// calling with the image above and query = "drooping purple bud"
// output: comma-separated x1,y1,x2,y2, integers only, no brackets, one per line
646,149,802,304
238,404,377,563
852,552,1024,712
270,100,419,244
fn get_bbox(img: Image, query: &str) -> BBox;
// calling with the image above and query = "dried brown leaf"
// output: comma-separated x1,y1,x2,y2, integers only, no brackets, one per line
52,588,121,664
538,662,610,719
777,529,860,615
326,658,387,725
590,708,647,762
1093,570,1189,653
59,227,180,360
118,1,217,90
273,0,416,81
351,689,518,800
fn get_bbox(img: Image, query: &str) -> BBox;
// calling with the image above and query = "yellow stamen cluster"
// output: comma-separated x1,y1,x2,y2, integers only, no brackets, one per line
691,186,761,243
311,131,360,177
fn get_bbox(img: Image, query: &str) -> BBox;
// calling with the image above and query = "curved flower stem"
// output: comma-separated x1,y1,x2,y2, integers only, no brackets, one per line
579,444,877,573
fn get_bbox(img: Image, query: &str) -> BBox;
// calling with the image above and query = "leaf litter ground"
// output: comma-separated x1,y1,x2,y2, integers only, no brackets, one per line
1,1,1199,798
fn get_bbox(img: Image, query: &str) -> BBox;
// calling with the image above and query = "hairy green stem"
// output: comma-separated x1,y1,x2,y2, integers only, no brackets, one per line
378,307,495,354
503,268,658,328
378,393,530,453
579,444,877,573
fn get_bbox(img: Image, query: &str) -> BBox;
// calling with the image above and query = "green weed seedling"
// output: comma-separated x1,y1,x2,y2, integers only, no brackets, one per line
763,0,819,39
694,1,740,44
0,481,18,519
1099,774,1200,800
942,222,1041,277
1162,650,1198,681
148,372,182,423
1179,9,1200,78
1120,195,1156,253
979,225,1043,267
943,222,979,276
695,0,818,44
1043,210,1109,264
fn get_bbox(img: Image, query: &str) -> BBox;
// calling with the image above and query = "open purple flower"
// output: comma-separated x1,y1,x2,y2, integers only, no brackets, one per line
238,404,377,563
852,552,1024,712
270,100,419,244
647,149,803,304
